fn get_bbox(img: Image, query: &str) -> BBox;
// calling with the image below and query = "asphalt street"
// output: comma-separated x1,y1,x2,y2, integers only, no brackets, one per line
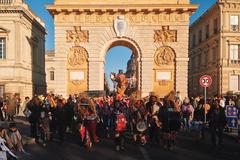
1,119,240,160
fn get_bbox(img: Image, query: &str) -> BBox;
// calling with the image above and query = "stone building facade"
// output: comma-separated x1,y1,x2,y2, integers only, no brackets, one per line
189,0,240,97
0,0,46,99
47,0,197,98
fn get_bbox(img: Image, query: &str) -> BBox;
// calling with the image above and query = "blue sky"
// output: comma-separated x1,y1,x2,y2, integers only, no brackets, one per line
24,0,217,88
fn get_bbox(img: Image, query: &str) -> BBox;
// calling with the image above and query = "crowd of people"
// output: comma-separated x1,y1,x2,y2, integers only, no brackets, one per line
0,91,240,159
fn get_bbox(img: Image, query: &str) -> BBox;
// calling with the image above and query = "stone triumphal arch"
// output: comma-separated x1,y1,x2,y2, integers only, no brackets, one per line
47,0,197,98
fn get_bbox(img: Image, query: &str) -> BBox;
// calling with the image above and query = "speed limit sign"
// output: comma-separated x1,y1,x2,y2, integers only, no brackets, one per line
199,75,212,88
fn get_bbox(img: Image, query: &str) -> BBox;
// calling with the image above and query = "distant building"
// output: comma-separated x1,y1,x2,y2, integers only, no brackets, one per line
0,0,46,99
45,50,55,94
104,73,110,95
125,54,137,94
189,0,240,97
126,54,137,79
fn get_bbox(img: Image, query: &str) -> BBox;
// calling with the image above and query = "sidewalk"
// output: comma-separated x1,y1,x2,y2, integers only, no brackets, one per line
223,129,238,140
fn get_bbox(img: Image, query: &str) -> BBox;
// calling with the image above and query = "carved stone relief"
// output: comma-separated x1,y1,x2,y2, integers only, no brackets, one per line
154,26,177,45
66,26,89,46
114,16,128,37
67,46,88,67
154,46,175,66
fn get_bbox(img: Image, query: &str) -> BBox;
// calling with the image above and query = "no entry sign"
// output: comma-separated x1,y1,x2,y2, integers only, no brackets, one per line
199,75,212,88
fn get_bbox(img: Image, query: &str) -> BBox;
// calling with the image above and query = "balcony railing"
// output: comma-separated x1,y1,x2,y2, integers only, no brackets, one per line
231,25,239,32
0,0,12,5
230,59,240,64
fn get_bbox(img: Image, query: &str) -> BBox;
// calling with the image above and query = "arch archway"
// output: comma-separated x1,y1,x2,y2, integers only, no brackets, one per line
100,37,142,95
47,0,196,98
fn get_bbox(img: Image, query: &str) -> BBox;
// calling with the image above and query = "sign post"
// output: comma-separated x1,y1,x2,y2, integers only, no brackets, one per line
199,75,212,123
204,86,207,123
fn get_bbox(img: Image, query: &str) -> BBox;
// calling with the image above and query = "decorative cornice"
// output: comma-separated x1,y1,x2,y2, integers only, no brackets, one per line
47,4,198,16
0,7,46,33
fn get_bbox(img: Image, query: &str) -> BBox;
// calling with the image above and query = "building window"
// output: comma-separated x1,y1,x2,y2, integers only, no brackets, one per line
201,52,207,67
205,24,209,39
192,34,196,47
229,75,239,91
50,71,54,81
198,30,202,43
230,45,239,63
0,38,6,59
214,18,218,34
212,46,218,63
230,15,239,32
0,85,4,97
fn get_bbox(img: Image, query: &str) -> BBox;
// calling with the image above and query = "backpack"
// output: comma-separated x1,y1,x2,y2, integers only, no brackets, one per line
116,113,127,131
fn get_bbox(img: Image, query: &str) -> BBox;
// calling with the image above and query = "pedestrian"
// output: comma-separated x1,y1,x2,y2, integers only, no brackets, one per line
65,96,74,133
0,127,18,160
27,96,41,142
5,95,16,122
8,122,24,152
0,97,4,121
208,99,227,147
39,109,50,147
15,95,21,116
159,98,181,150
55,98,67,143
193,101,205,140
22,97,30,116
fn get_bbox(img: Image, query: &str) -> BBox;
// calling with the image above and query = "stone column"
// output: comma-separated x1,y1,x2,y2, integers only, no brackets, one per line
54,57,67,97
88,58,105,91
175,58,189,98
141,57,154,97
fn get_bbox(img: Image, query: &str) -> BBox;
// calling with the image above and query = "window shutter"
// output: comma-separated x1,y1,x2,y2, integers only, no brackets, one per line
238,44,240,60
238,16,240,31
238,75,240,91
3,38,6,59
230,45,232,60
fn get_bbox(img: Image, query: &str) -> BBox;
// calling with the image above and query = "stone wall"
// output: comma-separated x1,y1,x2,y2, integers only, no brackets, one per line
0,1,46,99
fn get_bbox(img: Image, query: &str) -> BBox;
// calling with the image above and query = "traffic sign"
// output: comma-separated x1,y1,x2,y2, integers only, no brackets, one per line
226,105,238,118
226,117,238,129
199,75,212,88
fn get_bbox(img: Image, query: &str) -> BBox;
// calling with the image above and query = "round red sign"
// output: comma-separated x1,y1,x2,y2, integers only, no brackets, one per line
199,75,212,87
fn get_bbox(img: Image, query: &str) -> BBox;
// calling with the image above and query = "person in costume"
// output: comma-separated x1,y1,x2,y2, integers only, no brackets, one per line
113,100,127,151
110,70,128,96
146,94,161,144
130,99,148,146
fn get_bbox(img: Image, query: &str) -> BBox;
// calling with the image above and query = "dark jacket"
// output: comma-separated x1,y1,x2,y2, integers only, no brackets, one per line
208,107,226,128
28,103,41,123
194,107,205,122
55,106,66,125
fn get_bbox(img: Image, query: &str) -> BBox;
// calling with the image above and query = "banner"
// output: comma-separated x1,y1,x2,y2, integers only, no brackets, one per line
226,105,238,129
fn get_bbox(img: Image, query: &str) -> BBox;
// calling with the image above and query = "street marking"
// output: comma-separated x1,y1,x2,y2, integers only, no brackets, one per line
139,147,151,160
